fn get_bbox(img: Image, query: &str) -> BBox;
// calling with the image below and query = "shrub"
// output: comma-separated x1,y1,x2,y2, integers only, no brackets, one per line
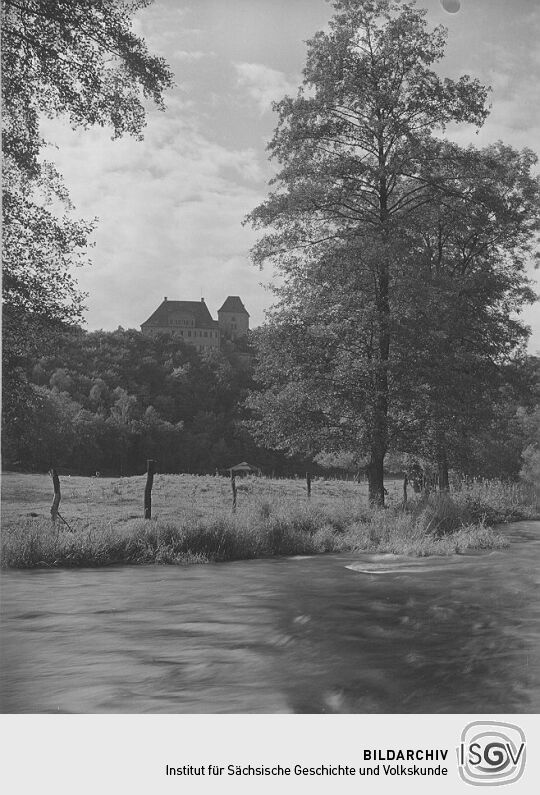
454,480,536,524
416,492,469,536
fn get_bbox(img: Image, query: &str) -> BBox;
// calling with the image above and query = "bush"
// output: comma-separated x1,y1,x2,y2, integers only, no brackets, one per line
415,492,469,536
454,480,536,524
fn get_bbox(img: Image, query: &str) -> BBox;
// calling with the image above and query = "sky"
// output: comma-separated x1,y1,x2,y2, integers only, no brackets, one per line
42,0,540,351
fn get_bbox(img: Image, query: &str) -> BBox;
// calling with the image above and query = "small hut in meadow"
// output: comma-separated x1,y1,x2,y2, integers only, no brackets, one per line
228,462,260,477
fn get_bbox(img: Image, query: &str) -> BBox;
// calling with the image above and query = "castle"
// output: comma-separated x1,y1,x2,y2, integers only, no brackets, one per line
140,296,249,352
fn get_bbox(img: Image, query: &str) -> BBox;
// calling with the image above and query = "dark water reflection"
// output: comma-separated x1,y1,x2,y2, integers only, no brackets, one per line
1,522,539,713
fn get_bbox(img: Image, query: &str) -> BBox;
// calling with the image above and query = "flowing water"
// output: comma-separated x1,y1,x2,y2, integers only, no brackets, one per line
1,522,539,713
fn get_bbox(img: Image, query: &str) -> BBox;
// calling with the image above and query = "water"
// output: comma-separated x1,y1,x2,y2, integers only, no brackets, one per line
1,522,539,713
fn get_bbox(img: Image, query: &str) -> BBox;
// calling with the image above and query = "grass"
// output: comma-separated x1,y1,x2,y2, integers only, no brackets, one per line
2,471,533,568
0,471,404,525
451,478,538,525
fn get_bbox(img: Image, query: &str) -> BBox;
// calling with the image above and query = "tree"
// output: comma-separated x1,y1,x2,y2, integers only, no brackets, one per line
2,0,174,177
394,141,539,487
247,0,491,504
2,0,174,437
3,385,82,471
1,156,94,436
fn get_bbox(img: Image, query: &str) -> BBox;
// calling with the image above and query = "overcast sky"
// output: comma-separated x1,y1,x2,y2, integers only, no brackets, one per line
42,0,540,352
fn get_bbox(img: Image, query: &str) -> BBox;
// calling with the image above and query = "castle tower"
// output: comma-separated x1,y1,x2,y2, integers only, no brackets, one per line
217,296,249,340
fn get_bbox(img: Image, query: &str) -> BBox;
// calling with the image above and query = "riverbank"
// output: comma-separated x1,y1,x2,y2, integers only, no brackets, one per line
3,521,539,713
2,473,536,568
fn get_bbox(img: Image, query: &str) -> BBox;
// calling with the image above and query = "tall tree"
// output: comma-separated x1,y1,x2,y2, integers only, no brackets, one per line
396,141,539,486
2,0,174,433
247,0,490,504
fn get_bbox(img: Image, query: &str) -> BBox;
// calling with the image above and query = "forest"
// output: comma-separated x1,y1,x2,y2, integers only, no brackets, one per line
2,320,539,488
2,326,315,477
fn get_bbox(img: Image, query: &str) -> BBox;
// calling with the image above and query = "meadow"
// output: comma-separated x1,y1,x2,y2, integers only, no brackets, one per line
1,471,536,568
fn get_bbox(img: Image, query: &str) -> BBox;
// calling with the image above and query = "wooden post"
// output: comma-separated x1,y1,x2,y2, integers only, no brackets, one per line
144,459,155,519
50,468,61,523
49,469,74,530
231,470,237,513
403,474,408,506
306,470,312,500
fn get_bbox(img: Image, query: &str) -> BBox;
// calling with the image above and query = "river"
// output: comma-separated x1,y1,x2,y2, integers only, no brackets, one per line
1,522,538,713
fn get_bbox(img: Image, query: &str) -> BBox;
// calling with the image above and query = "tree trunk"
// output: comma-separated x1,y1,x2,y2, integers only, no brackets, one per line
144,459,155,519
370,270,389,508
370,158,390,510
436,432,449,491
49,468,61,523
367,449,385,507
437,449,449,491
231,470,237,512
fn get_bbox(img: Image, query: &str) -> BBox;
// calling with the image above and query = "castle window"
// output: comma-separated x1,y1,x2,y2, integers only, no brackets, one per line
204,331,207,337
188,331,191,337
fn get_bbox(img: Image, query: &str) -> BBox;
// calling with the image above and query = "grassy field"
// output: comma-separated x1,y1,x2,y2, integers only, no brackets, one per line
1,471,535,568
1,471,405,525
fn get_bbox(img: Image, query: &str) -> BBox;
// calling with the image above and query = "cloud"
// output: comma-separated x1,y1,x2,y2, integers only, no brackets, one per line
172,50,216,61
234,62,298,114
39,103,269,332
30,0,540,352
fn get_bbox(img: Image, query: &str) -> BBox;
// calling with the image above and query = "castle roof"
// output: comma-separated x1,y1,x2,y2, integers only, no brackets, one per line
218,296,249,316
141,299,218,329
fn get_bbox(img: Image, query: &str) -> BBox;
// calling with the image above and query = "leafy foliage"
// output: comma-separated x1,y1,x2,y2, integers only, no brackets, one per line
2,0,174,433
246,0,539,500
3,328,309,476
2,0,173,177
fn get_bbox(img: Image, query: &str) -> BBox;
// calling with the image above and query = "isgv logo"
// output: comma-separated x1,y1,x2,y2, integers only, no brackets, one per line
457,722,526,786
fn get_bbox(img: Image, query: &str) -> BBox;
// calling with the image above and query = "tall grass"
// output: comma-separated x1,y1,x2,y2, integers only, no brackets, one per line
451,479,538,524
1,491,511,569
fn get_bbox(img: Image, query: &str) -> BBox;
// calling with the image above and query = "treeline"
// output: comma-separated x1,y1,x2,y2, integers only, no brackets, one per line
3,319,539,484
2,326,310,477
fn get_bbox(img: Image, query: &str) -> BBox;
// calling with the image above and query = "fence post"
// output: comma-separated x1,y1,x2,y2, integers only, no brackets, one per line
144,459,155,519
48,468,74,530
50,468,61,523
306,470,312,500
231,470,237,513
